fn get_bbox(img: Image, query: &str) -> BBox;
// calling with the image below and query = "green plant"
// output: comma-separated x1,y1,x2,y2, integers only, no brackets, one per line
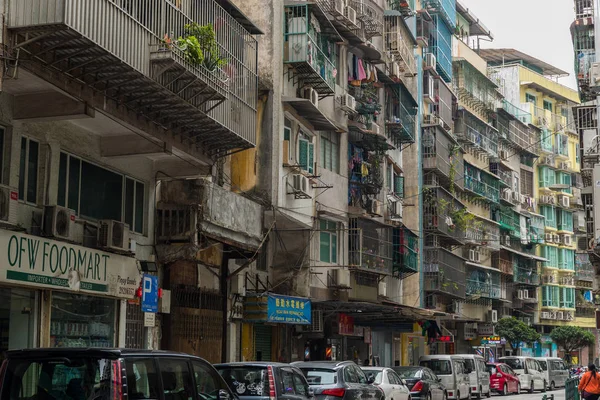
163,23,227,72
495,317,541,350
550,326,595,363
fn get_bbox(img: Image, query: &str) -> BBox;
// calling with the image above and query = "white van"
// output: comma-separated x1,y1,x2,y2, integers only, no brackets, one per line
459,355,491,398
498,356,546,393
535,357,569,390
420,355,470,400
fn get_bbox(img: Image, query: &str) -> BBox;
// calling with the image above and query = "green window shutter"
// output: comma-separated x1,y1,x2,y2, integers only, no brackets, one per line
332,233,337,263
299,139,308,170
394,175,404,198
320,138,326,168
332,140,339,173
284,126,291,141
387,165,392,189
308,142,314,174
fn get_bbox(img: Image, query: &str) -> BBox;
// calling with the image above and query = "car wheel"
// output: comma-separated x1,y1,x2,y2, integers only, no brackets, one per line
501,384,507,396
516,383,521,395
550,381,555,391
427,392,432,400
542,381,547,393
529,381,534,394
486,387,491,398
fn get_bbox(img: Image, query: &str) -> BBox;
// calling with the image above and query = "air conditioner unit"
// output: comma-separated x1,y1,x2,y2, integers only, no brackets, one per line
488,309,498,323
501,235,511,246
520,194,527,204
340,93,356,113
561,196,570,208
345,6,358,27
549,311,557,319
517,290,524,299
330,268,351,288
541,311,550,319
468,249,475,261
378,281,387,297
292,174,309,194
499,149,509,160
553,234,560,243
502,189,511,200
565,312,574,321
425,53,436,69
424,74,435,103
560,162,570,170
301,310,324,332
369,200,384,216
561,234,572,246
0,185,18,225
549,196,556,204
512,192,520,202
302,86,319,108
230,273,246,296
523,317,532,326
391,201,402,218
474,251,481,263
545,233,553,242
98,220,130,251
43,205,75,240
333,0,345,15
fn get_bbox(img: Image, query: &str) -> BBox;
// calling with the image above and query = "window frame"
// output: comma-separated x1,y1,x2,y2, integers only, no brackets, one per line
319,219,338,264
18,136,40,205
298,132,315,174
57,151,146,234
525,93,537,105
543,100,553,113
320,132,339,173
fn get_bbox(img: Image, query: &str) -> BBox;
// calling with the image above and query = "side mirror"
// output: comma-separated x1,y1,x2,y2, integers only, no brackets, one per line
218,390,231,400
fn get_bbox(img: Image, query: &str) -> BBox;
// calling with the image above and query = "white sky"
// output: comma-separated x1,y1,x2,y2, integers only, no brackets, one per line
460,0,578,91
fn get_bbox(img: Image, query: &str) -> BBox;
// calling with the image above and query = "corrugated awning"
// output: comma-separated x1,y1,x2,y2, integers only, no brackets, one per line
283,97,339,131
500,245,547,262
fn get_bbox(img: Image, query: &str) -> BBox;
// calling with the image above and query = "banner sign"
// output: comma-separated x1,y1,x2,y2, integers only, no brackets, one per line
267,294,311,325
0,230,141,298
338,313,355,335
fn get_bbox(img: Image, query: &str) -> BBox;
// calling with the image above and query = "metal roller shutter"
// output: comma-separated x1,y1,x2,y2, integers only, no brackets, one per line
254,325,272,361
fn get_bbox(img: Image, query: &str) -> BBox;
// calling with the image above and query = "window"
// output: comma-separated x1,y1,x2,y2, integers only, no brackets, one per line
540,206,556,228
319,219,338,263
292,372,309,396
543,100,553,112
284,118,292,162
216,366,266,396
298,133,314,174
301,368,337,385
544,246,558,269
558,210,574,232
158,359,194,400
539,166,556,188
58,153,145,233
343,366,358,383
125,359,159,399
525,93,537,105
387,163,393,190
394,174,404,198
541,128,553,152
521,169,533,196
320,132,339,173
19,137,39,203
192,361,225,400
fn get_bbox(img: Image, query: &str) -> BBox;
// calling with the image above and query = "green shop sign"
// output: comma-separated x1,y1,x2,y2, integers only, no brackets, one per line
0,230,141,298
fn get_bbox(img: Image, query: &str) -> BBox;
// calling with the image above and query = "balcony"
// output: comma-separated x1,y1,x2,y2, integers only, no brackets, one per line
576,306,596,318
490,163,513,188
388,0,416,17
352,0,384,39
349,218,394,275
453,60,502,119
422,126,464,189
427,15,453,82
9,0,259,157
385,14,416,77
493,253,514,275
464,163,500,203
497,102,539,156
423,248,466,299
465,217,500,251
284,4,340,96
514,265,540,286
455,110,499,158
492,207,521,238
466,280,501,299
421,0,457,30
393,227,419,278
385,84,417,146
423,186,466,245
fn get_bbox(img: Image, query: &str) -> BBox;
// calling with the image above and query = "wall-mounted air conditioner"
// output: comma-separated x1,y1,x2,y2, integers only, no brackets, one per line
44,205,75,240
340,93,356,113
425,53,436,69
488,309,498,323
378,281,387,297
302,86,319,108
291,174,309,195
0,185,18,225
98,220,130,251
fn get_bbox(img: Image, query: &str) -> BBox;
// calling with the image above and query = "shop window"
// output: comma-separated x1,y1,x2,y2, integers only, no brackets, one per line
0,288,37,361
158,359,194,400
58,152,145,233
319,219,338,263
126,359,159,399
50,293,116,348
19,137,39,204
320,132,339,173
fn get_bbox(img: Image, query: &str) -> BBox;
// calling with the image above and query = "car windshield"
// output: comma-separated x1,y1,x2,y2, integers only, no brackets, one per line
300,368,337,385
463,360,475,373
2,356,114,400
393,368,422,378
486,365,497,374
538,361,547,371
420,360,452,376
502,359,524,370
216,366,269,396
362,370,382,384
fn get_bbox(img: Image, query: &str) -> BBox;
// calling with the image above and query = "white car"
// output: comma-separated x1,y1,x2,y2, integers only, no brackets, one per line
362,367,411,400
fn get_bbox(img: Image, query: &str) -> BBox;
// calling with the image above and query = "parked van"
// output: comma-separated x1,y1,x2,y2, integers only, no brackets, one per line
419,355,470,400
535,357,569,390
459,355,491,398
498,356,546,393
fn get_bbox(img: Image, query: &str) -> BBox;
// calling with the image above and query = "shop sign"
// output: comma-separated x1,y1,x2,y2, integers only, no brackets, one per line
481,336,504,345
144,312,156,327
541,335,553,344
267,294,311,325
354,325,364,337
338,313,354,335
434,335,454,343
364,327,371,344
477,324,495,336
0,230,141,299
141,274,159,313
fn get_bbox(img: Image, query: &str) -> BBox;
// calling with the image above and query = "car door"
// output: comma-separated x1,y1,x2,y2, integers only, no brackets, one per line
425,370,443,400
528,360,543,389
192,360,233,400
388,370,409,400
354,365,381,400
500,365,515,393
453,361,469,399
344,365,365,400
280,367,306,400
158,358,196,400
291,369,312,400
478,360,489,394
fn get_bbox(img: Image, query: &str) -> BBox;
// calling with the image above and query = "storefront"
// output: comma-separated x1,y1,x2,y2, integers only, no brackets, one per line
0,230,142,354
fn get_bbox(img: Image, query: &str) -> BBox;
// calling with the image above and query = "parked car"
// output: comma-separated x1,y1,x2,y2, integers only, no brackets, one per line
393,366,447,400
292,361,384,400
215,362,313,400
534,357,569,390
458,355,490,398
498,356,546,393
419,356,470,400
361,367,411,400
0,348,235,400
486,362,521,395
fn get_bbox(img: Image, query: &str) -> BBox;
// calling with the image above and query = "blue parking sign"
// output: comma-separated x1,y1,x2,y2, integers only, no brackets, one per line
141,274,158,313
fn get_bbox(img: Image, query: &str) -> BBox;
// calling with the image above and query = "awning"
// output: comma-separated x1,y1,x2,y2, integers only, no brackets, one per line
521,81,577,104
466,261,502,274
500,245,547,262
283,97,339,131
349,43,384,64
348,121,394,151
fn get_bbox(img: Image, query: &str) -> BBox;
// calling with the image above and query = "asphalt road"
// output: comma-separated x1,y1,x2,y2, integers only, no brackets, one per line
490,388,565,400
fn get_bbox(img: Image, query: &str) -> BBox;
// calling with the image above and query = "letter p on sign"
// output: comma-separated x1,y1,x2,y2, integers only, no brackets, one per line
141,274,158,313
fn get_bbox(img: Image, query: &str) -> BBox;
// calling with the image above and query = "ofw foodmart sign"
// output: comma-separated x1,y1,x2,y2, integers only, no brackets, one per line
0,230,141,298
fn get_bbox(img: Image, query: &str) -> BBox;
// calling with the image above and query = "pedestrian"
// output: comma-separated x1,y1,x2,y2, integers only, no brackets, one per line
579,364,600,400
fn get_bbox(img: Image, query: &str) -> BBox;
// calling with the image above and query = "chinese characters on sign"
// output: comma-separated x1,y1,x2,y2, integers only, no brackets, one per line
267,294,311,324
481,336,504,345
338,313,354,335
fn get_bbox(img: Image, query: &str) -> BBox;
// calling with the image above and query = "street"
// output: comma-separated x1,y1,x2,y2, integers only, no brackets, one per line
489,389,565,400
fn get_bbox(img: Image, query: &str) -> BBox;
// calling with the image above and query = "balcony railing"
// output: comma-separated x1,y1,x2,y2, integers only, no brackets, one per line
453,61,502,118
576,306,596,318
351,0,384,39
421,0,456,30
424,248,466,298
393,227,419,278
514,266,540,286
465,219,500,250
466,280,501,299
423,186,466,244
502,100,532,125
385,15,416,77
386,103,416,145
427,14,453,82
464,173,500,203
422,127,464,189
493,254,514,275
349,219,394,275
492,207,521,238
9,0,259,157
455,110,499,158
284,5,337,95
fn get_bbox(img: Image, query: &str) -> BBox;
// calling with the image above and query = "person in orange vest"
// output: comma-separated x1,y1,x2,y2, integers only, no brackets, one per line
579,364,600,400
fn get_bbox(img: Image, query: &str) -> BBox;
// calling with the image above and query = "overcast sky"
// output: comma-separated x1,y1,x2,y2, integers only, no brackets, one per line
460,0,578,90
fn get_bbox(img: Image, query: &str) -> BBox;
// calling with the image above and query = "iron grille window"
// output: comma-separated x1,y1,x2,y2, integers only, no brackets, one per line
520,169,533,196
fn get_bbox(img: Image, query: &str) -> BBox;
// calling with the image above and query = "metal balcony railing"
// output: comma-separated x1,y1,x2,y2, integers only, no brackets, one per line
393,227,419,278
428,14,452,82
423,248,466,298
385,15,416,77
455,110,499,158
421,0,456,30
576,306,596,318
422,127,464,189
453,61,501,117
10,0,259,156
493,255,514,275
465,220,500,250
349,219,394,275
351,0,384,39
501,100,532,125
386,102,416,145
464,173,500,203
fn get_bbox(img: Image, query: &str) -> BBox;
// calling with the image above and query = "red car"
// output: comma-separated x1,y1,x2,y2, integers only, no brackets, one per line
486,363,521,395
